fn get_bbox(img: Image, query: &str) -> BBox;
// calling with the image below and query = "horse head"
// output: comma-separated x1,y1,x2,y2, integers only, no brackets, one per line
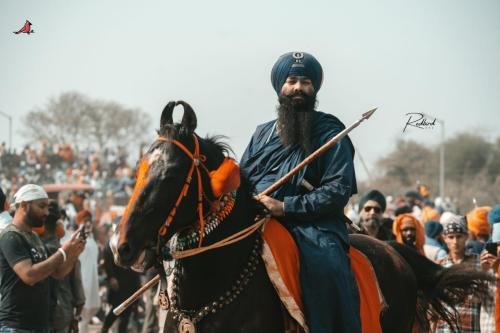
110,101,237,271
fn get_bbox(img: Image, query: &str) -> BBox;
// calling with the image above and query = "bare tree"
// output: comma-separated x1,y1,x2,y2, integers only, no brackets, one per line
83,101,151,149
22,92,90,145
22,92,152,152
362,133,499,211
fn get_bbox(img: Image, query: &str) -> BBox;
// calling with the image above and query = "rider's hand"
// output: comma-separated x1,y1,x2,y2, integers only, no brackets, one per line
257,195,284,217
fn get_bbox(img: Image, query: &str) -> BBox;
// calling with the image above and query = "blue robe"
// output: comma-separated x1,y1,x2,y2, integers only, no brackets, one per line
240,111,361,333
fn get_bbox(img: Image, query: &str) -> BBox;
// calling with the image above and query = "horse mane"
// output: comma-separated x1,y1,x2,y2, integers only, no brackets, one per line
204,134,234,158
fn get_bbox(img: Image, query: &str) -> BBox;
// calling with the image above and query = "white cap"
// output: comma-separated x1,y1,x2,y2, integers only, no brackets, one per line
12,184,48,204
439,211,457,226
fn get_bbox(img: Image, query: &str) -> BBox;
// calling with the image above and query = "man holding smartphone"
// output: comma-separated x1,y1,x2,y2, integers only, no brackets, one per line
0,184,85,332
434,215,491,332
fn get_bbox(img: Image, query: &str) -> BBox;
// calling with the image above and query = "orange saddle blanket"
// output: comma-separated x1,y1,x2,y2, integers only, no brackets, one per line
260,218,386,333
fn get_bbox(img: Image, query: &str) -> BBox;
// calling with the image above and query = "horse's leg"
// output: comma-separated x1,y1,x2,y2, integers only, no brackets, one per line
349,235,418,333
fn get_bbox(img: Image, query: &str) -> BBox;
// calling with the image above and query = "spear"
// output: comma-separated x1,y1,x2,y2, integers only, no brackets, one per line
259,108,377,197
113,107,377,315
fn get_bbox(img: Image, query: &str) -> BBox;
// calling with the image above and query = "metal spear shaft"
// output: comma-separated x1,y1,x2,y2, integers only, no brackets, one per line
113,107,377,316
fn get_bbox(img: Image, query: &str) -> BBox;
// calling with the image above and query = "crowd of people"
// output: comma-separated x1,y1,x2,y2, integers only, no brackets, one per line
351,187,500,332
0,141,137,207
0,142,150,333
0,185,149,333
0,51,498,333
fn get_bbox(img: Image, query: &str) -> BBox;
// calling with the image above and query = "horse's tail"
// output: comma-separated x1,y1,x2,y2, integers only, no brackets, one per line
388,241,494,332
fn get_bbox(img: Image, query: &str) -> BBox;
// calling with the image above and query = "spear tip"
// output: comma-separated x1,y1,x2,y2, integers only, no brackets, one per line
362,108,377,120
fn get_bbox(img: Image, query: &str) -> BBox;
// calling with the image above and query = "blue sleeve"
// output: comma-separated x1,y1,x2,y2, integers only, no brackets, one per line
0,231,31,267
240,122,273,167
239,132,255,169
283,137,356,221
240,124,266,178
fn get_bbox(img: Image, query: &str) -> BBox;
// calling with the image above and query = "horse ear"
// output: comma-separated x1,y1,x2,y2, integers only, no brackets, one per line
160,101,176,128
176,101,197,132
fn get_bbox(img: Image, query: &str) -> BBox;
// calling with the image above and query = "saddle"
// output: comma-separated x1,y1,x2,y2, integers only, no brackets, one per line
260,218,385,333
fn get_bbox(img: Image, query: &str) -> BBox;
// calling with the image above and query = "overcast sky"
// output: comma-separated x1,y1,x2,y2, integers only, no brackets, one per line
1,0,499,181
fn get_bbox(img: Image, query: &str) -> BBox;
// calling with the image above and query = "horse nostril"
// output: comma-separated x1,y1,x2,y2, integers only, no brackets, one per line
118,243,133,262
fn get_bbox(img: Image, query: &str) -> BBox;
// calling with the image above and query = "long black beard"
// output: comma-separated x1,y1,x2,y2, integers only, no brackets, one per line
277,93,316,154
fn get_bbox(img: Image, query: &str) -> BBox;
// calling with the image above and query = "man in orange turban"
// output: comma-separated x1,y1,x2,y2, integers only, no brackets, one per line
467,206,491,243
392,213,425,255
420,200,441,224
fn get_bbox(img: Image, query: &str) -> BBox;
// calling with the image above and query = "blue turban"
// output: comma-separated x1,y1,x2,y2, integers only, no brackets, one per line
271,51,323,95
487,204,500,225
489,205,500,242
424,221,443,239
358,189,386,213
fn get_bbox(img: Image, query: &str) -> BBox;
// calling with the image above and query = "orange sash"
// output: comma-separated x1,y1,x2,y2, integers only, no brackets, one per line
261,218,385,333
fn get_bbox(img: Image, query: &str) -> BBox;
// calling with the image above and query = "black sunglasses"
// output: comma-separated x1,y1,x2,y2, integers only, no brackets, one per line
363,205,381,214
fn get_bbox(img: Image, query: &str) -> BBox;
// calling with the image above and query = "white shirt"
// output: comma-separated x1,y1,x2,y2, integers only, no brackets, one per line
79,236,101,309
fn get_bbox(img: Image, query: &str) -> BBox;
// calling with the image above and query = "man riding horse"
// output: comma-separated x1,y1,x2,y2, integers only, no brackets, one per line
240,51,361,333
111,54,494,333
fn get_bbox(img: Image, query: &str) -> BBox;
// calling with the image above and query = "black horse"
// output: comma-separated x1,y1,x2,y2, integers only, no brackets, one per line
111,101,492,333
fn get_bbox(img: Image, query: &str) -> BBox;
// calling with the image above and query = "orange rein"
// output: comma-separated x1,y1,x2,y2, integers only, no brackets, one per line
156,134,210,247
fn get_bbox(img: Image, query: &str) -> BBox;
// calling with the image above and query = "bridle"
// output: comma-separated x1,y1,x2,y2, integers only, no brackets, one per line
156,134,211,247
154,133,267,260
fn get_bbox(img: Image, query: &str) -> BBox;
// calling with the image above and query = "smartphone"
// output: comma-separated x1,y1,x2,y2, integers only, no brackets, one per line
78,227,87,240
485,242,498,256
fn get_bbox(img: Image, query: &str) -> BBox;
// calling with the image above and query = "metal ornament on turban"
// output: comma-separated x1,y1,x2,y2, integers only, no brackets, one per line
270,51,323,95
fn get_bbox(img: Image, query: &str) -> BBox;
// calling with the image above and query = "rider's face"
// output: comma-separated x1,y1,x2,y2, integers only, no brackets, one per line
281,76,315,104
